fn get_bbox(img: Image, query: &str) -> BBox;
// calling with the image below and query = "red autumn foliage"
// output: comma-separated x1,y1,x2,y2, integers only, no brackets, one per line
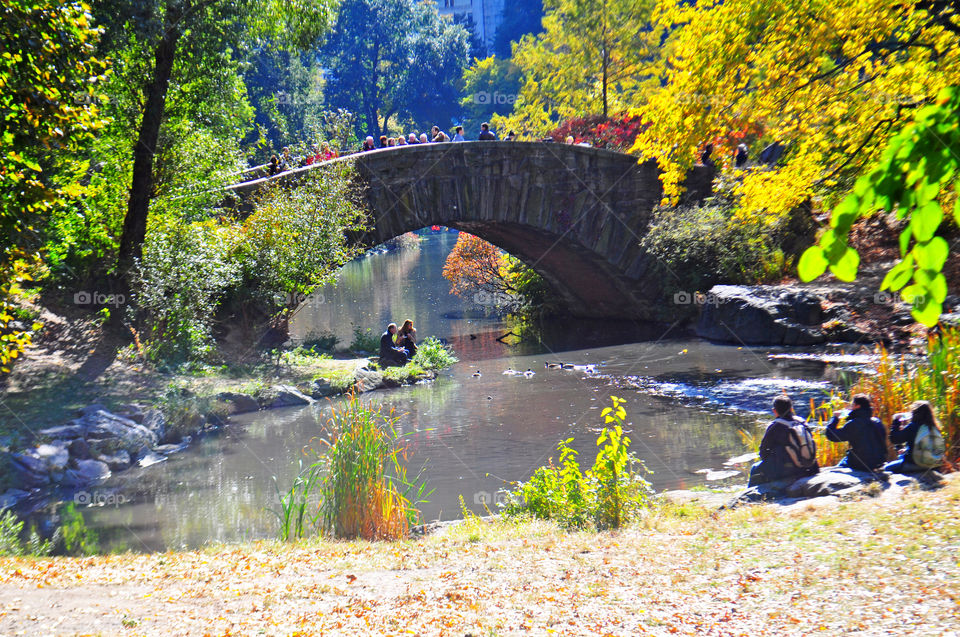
549,113,648,151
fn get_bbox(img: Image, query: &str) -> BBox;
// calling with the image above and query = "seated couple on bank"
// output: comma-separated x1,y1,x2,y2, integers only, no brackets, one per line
379,320,417,368
749,394,946,487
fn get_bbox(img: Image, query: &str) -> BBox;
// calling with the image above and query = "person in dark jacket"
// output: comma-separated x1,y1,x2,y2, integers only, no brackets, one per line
884,401,939,473
378,323,408,367
748,396,819,486
478,122,497,140
824,394,887,471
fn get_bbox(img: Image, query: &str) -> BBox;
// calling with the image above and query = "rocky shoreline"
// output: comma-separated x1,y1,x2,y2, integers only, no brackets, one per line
0,366,436,512
694,283,957,347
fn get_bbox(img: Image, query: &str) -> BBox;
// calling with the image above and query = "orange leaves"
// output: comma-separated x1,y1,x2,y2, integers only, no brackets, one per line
441,232,512,299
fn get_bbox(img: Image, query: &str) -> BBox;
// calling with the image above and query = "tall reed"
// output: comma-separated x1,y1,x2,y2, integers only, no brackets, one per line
274,393,431,541
806,328,960,470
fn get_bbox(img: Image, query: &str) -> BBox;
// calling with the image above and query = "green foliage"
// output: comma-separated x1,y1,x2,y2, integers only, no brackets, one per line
0,0,106,371
240,161,368,314
642,203,801,296
410,337,458,371
0,510,56,557
500,396,652,530
300,331,340,353
799,86,960,326
59,503,98,556
381,362,427,383
275,393,432,540
134,217,242,364
459,56,523,132
322,0,471,138
349,326,380,353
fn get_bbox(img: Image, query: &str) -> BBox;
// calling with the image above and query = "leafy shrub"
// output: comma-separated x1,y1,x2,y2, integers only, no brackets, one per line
134,216,242,364
382,362,427,383
642,201,812,297
349,326,380,353
500,396,653,530
0,510,54,557
274,394,431,541
301,330,339,352
411,337,458,371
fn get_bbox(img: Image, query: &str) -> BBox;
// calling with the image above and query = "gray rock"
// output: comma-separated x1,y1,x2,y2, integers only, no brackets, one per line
354,369,383,393
68,438,91,460
697,285,828,346
81,409,158,453
727,477,795,506
96,450,131,471
77,404,109,416
0,488,29,510
72,459,111,483
263,385,313,409
154,441,190,455
311,379,340,398
785,468,880,498
38,422,89,439
33,443,70,472
10,452,46,476
216,391,260,415
116,403,146,423
140,409,166,440
138,451,167,468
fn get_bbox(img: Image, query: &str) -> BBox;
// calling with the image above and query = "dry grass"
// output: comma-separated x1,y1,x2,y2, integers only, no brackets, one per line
0,476,957,635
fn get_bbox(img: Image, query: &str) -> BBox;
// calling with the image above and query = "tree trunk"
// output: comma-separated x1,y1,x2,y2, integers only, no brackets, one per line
116,6,182,279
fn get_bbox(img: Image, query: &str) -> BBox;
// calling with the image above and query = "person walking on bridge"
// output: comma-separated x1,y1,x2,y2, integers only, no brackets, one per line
362,136,376,152
453,126,465,142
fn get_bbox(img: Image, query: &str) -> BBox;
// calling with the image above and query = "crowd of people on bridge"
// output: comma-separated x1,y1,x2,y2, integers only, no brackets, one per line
267,142,339,176
359,122,508,151
748,394,947,488
379,320,418,367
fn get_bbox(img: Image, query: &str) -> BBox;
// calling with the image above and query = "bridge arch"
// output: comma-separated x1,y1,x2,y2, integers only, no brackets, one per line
227,142,713,319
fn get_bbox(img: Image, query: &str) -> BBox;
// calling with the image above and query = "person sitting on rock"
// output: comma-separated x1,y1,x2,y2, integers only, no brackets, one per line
379,323,409,368
396,319,417,359
883,401,946,474
748,395,820,486
824,394,888,472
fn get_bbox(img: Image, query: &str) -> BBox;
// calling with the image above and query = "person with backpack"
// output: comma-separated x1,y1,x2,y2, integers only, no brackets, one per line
884,401,946,473
824,394,888,471
748,395,819,486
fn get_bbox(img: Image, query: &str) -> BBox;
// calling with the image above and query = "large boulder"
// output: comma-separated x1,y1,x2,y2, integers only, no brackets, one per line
697,285,828,346
354,369,384,393
0,488,29,510
96,450,131,471
786,467,879,498
311,379,340,398
32,443,70,473
261,385,313,409
65,459,111,485
81,409,158,454
216,391,260,415
140,409,166,441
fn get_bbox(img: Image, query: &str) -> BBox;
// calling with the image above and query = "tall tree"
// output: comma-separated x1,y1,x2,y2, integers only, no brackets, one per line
321,0,470,139
492,0,544,58
105,0,336,279
630,0,960,216
494,0,659,136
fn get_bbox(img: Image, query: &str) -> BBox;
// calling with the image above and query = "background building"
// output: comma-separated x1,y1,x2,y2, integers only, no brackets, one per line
437,0,505,55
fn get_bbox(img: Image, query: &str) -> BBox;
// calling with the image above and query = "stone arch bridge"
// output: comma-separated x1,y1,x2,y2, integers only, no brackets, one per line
225,142,712,320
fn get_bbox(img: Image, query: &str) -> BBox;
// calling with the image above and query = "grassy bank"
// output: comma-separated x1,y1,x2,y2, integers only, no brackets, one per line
0,475,956,635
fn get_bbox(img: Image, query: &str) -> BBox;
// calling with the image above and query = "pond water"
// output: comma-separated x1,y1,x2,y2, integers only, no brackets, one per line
81,231,863,553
